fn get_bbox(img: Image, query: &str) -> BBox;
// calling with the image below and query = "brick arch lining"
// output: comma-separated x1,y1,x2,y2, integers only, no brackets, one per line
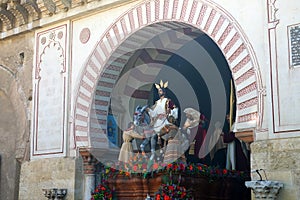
73,0,263,148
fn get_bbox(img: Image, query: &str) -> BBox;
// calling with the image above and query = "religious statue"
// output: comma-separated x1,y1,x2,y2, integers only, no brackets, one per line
140,80,178,160
222,115,250,171
182,107,210,164
118,122,145,163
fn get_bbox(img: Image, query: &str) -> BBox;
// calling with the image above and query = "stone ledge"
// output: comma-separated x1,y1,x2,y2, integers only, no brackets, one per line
235,130,254,143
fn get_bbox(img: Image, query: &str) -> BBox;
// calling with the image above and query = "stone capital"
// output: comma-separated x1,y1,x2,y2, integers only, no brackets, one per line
79,148,97,174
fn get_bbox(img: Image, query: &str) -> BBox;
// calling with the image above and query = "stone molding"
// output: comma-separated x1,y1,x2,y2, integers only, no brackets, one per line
0,0,136,38
235,130,254,143
0,0,40,32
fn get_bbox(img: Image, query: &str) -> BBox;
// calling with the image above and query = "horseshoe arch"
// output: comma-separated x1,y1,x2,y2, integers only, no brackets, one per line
73,0,263,148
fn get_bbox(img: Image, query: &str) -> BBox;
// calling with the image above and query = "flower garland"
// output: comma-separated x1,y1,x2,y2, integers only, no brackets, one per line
103,159,250,182
154,183,193,200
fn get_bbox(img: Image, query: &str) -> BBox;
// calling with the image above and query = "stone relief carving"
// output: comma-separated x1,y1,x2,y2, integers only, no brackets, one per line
268,0,279,22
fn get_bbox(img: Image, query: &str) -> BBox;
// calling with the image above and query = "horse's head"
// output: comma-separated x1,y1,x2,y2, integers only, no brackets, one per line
133,105,150,126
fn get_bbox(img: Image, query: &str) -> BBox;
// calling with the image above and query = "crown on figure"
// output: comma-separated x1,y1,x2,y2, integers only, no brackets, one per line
155,80,168,90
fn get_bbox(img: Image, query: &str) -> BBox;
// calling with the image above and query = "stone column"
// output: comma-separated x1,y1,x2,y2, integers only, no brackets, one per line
79,148,97,200
245,180,283,200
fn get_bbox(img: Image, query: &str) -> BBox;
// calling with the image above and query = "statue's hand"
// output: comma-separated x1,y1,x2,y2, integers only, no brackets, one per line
183,121,191,129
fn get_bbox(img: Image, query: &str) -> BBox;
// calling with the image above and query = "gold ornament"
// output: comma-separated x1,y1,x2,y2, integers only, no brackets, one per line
155,80,168,89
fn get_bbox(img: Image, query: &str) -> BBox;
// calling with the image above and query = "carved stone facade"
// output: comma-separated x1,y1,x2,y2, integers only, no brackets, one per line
0,0,300,199
245,180,283,200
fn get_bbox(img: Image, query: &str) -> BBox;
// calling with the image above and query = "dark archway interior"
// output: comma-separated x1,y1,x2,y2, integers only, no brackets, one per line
110,25,238,131
108,22,236,128
133,33,235,125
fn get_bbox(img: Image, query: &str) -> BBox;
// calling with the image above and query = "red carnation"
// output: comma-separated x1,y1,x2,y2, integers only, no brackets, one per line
155,194,161,200
142,163,147,169
164,195,170,200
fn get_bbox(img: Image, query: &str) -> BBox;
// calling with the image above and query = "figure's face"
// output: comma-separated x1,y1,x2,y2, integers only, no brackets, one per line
158,88,164,97
168,116,175,124
186,113,193,120
226,114,230,122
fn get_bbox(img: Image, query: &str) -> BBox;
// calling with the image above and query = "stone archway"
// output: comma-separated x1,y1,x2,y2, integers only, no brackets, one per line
73,0,263,148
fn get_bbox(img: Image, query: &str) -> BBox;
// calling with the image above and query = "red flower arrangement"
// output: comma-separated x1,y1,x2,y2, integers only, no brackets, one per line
91,180,113,200
104,153,167,179
127,153,150,174
154,183,193,200
96,160,250,200
164,162,250,183
103,158,250,183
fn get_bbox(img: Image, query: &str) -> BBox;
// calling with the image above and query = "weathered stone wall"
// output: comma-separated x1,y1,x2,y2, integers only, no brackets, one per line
0,91,20,200
0,32,34,200
251,138,300,200
19,157,83,200
0,31,34,159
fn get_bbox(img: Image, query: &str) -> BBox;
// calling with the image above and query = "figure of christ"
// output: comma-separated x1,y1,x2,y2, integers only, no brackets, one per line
140,80,178,160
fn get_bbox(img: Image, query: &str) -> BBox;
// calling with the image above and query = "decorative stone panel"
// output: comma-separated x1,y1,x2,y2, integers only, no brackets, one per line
32,23,69,158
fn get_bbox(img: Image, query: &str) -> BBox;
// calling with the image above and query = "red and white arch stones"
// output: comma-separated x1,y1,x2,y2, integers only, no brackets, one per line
74,0,263,148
